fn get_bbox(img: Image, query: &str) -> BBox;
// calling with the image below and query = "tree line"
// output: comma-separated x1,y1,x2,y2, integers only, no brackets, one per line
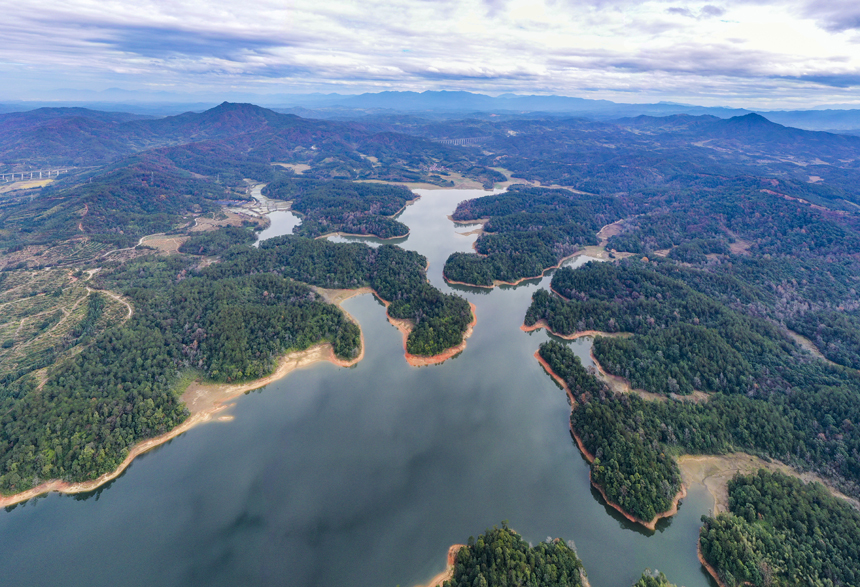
700,470,860,586
443,522,585,587
223,235,474,356
263,177,414,239
443,187,626,286
0,250,362,494
530,263,860,518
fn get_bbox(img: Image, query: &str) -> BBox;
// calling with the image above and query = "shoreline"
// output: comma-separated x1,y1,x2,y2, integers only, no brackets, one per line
312,195,421,242
588,471,687,531
443,251,594,290
447,216,489,225
524,321,660,400
392,195,422,218
315,229,409,241
678,452,860,515
391,302,478,367
521,320,630,341
315,287,477,367
533,350,687,532
698,540,728,587
413,544,465,587
0,294,367,508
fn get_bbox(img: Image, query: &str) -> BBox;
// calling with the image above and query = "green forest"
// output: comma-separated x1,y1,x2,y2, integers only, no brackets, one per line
700,470,860,587
263,177,414,239
178,225,258,256
223,236,473,356
0,255,360,494
539,340,681,522
8,101,860,583
633,571,677,587
443,186,624,286
1,160,231,252
443,523,585,587
536,323,860,524
0,229,475,495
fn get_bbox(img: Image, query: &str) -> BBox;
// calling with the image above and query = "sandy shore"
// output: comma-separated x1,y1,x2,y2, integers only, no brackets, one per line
413,544,465,587
0,293,367,508
444,251,595,290
686,452,860,587
0,340,364,508
313,196,420,242
316,287,477,367
521,321,630,342
392,195,422,217
315,230,409,241
533,351,686,531
447,216,489,225
678,453,860,515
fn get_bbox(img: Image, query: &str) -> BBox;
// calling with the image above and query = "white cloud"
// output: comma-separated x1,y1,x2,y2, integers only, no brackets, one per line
0,0,858,107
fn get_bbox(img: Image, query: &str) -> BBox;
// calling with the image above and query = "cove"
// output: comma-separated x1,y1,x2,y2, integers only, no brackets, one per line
0,189,717,587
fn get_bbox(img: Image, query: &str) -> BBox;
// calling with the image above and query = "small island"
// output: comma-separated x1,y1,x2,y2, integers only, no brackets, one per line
437,523,587,587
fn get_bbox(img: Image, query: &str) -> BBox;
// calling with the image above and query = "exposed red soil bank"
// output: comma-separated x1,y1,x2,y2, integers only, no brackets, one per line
413,544,466,587
0,297,367,508
698,540,728,587
533,351,687,532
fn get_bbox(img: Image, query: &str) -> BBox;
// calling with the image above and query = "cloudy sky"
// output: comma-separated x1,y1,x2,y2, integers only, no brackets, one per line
2,0,859,108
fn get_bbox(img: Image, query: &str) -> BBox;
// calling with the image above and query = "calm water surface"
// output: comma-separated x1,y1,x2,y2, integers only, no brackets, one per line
0,189,717,587
255,210,303,244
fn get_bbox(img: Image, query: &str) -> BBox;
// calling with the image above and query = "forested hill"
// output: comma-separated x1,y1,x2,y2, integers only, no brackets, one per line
443,523,585,587
0,102,500,259
633,571,678,587
531,261,860,523
442,522,682,587
262,177,413,239
443,186,625,286
227,236,473,356
700,470,860,587
0,102,494,186
0,254,361,494
600,178,860,372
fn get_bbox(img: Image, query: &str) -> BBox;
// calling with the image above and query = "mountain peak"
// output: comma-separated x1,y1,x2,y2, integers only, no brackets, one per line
727,112,780,126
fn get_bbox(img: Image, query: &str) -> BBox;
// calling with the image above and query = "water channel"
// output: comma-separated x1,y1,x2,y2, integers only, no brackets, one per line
0,189,717,587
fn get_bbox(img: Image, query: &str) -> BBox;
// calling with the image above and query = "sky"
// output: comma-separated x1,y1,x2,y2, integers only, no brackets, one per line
1,0,859,108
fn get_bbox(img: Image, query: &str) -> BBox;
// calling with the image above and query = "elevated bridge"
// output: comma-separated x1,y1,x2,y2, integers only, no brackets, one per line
1,169,69,182
434,137,490,146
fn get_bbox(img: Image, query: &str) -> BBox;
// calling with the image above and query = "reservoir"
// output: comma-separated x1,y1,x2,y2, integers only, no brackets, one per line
0,189,717,587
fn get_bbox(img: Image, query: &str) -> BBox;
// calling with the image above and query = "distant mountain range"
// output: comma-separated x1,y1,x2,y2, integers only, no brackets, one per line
2,90,860,133
4,102,860,216
4,100,860,253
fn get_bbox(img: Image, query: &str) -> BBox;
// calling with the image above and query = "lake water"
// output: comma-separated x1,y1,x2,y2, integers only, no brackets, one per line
255,210,303,245
0,189,717,587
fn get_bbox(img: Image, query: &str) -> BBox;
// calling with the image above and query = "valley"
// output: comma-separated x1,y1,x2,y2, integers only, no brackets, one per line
2,102,860,587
